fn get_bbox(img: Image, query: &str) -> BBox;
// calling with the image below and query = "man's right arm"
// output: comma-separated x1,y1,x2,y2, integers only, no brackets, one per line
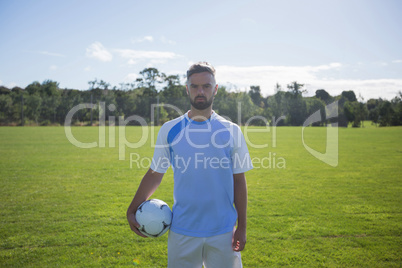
126,168,164,237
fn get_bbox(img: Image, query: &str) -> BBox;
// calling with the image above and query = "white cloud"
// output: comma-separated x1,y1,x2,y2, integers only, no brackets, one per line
215,63,401,100
313,62,342,70
148,59,170,65
131,35,154,43
49,65,57,70
115,49,178,59
160,36,176,45
216,64,340,88
38,51,66,57
392,59,402,63
127,59,137,65
86,42,113,62
114,49,180,65
132,35,176,45
143,36,154,42
124,73,139,82
305,79,402,100
84,66,91,72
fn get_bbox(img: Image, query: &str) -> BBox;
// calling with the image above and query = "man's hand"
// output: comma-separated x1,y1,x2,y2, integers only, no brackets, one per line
126,169,164,238
232,227,246,252
233,173,247,251
127,211,148,238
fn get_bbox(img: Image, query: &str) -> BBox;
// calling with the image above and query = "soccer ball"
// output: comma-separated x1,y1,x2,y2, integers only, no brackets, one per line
135,199,172,237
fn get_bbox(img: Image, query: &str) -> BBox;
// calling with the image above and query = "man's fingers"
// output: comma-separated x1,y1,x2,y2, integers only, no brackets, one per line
127,213,148,238
233,241,239,251
130,222,148,238
132,226,148,238
232,239,246,252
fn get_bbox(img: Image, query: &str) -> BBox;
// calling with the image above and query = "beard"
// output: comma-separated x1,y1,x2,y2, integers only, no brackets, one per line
189,95,214,110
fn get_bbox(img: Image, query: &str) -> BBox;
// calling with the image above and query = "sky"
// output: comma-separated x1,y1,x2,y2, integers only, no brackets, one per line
1,0,401,100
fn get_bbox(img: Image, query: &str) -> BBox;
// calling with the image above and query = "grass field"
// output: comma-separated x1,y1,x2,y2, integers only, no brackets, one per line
0,125,401,267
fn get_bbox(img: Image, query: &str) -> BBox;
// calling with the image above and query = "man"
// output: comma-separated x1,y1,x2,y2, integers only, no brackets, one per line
127,62,253,267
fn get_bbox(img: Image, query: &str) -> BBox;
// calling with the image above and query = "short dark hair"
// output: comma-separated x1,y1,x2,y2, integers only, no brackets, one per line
186,62,216,81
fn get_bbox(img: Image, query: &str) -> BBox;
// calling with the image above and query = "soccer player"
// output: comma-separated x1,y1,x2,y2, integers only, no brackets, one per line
127,62,253,267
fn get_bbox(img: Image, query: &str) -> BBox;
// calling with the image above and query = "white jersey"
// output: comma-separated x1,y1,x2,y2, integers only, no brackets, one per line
151,111,253,237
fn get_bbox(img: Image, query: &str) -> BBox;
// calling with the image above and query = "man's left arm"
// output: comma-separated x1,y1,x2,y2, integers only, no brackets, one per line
233,172,247,252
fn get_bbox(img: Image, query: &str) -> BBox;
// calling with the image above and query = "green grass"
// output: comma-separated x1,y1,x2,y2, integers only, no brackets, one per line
0,126,401,267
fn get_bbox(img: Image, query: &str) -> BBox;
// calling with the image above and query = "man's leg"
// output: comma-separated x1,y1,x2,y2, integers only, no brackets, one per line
168,230,204,268
202,231,242,268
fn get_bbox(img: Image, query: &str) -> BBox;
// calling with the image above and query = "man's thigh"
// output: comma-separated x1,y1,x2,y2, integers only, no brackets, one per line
167,231,203,268
203,231,242,268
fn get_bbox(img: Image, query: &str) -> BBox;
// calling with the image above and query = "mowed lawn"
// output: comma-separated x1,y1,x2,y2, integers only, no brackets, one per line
0,125,401,267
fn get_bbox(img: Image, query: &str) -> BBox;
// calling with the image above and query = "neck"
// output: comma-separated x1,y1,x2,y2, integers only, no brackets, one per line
188,107,213,122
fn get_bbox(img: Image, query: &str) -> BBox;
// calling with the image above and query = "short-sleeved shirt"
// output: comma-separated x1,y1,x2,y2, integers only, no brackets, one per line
150,111,253,237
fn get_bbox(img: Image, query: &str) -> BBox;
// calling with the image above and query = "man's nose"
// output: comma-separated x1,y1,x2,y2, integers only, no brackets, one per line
197,87,205,95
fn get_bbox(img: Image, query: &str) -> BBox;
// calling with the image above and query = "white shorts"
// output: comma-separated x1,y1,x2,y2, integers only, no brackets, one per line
167,230,242,268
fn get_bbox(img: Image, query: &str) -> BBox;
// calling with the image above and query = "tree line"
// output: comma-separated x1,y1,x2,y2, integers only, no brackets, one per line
0,67,401,127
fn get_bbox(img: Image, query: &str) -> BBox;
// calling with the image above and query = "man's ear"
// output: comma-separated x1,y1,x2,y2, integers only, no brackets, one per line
186,85,189,95
214,84,218,96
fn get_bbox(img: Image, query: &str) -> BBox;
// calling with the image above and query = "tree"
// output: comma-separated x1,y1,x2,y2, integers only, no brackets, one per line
98,80,111,91
315,89,332,104
88,79,98,90
0,86,10,95
367,98,379,125
140,68,165,91
236,92,257,125
160,75,188,120
25,81,41,95
286,82,307,126
0,94,13,124
305,97,326,126
164,75,181,88
341,90,357,102
40,80,61,124
390,94,402,126
11,86,24,95
378,101,393,126
343,101,355,125
287,81,306,97
214,86,237,122
248,85,263,107
274,83,282,93
25,94,42,124
56,89,82,124
343,100,367,127
358,101,368,127
4,66,402,127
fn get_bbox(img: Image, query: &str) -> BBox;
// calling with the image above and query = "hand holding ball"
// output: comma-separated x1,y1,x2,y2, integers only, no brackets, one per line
135,199,172,237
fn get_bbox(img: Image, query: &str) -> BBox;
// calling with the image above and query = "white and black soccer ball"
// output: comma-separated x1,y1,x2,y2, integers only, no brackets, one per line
135,199,172,237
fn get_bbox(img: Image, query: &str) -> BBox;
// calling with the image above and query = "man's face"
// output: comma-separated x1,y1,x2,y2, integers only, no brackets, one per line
186,72,218,110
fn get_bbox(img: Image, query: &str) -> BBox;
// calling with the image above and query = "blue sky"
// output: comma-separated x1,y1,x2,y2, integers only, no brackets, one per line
1,0,401,100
